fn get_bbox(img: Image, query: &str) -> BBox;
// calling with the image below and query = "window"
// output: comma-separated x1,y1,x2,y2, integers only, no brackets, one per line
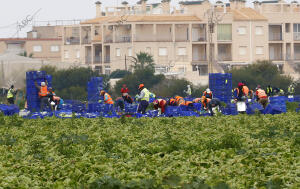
217,24,232,41
285,23,290,33
127,47,132,56
64,50,69,59
50,45,59,52
178,47,186,56
239,46,247,55
256,46,263,55
76,50,80,58
159,48,167,56
104,66,111,75
238,26,246,35
116,48,121,57
255,26,263,35
193,65,208,75
146,47,151,54
33,46,42,52
95,66,102,74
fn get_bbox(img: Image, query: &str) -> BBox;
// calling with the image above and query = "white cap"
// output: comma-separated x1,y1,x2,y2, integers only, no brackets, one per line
206,88,211,93
41,82,46,86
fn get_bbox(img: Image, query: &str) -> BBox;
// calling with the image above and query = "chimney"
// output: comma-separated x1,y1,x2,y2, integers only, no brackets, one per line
95,1,102,18
230,0,246,10
161,0,171,14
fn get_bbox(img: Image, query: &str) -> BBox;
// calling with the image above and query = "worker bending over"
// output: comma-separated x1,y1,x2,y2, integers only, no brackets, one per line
202,88,213,99
136,84,150,114
100,90,114,105
174,95,185,106
168,98,177,106
201,96,221,116
48,87,62,110
256,86,268,108
153,99,167,115
35,81,52,111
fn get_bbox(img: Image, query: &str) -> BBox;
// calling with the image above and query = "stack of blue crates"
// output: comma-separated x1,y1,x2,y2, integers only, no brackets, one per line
0,104,19,116
269,96,287,113
209,73,232,103
87,77,103,103
87,77,103,112
26,71,52,112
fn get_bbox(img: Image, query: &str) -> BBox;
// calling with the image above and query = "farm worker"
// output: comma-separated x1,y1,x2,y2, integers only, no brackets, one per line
207,98,222,116
153,99,167,115
168,98,177,106
175,95,185,106
48,88,61,110
136,84,150,114
184,85,192,97
100,90,114,105
121,84,129,97
115,97,125,111
234,83,247,101
7,85,15,105
183,101,194,107
256,86,268,108
35,81,52,111
192,98,202,103
202,88,213,99
242,83,249,97
288,84,295,95
123,94,134,104
201,96,211,111
266,85,273,96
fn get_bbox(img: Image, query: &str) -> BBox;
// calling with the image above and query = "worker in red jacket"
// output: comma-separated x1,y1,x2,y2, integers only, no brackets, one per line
121,84,129,97
153,99,167,115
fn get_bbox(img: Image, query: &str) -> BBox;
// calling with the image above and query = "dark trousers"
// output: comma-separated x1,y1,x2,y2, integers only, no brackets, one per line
138,100,149,114
7,98,14,105
115,99,125,111
40,96,51,111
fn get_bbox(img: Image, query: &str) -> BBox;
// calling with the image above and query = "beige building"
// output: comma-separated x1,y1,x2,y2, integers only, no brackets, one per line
0,26,62,62
60,0,300,85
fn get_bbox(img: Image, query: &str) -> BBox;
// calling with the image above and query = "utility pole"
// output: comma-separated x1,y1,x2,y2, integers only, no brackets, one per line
205,6,224,74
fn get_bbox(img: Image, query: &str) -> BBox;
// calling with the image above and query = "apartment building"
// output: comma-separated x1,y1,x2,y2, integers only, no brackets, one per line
61,0,300,85
0,26,62,62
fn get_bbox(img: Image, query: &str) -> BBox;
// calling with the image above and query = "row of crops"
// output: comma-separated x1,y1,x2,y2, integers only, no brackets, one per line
0,112,299,188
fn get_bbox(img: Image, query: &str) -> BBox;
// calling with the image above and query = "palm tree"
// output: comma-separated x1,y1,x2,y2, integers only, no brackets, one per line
19,51,33,58
131,52,155,71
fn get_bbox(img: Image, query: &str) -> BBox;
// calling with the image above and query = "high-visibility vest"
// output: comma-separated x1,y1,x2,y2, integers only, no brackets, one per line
243,86,249,96
39,86,49,97
266,87,273,94
7,89,14,99
184,101,193,106
203,91,212,99
104,93,114,104
168,98,176,106
257,89,267,99
288,86,295,94
234,88,246,97
141,88,150,102
175,96,185,106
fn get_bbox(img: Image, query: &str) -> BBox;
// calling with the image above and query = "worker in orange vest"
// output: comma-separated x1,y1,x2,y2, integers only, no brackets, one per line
201,96,211,111
100,90,114,104
153,99,167,114
35,81,52,111
256,86,268,108
175,95,185,106
202,88,213,99
234,83,247,101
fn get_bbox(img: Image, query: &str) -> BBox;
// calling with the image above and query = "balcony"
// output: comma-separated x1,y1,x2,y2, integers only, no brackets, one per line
65,37,80,45
94,56,102,63
294,32,300,41
104,37,113,43
82,38,91,44
218,55,232,61
104,56,110,63
269,32,282,41
116,36,131,43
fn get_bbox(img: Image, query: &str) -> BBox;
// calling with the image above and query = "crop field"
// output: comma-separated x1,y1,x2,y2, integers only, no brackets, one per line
0,113,299,188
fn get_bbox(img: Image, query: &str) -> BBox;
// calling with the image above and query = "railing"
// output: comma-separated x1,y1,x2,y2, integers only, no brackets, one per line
94,56,102,63
104,56,110,63
104,37,113,43
218,55,232,61
293,32,300,41
82,38,91,44
65,37,80,45
269,32,282,41
116,36,131,43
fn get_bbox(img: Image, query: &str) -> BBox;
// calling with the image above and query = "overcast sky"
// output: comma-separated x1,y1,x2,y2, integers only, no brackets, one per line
0,0,259,38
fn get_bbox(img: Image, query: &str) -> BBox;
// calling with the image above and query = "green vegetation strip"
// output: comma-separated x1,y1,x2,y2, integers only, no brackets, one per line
0,113,299,188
